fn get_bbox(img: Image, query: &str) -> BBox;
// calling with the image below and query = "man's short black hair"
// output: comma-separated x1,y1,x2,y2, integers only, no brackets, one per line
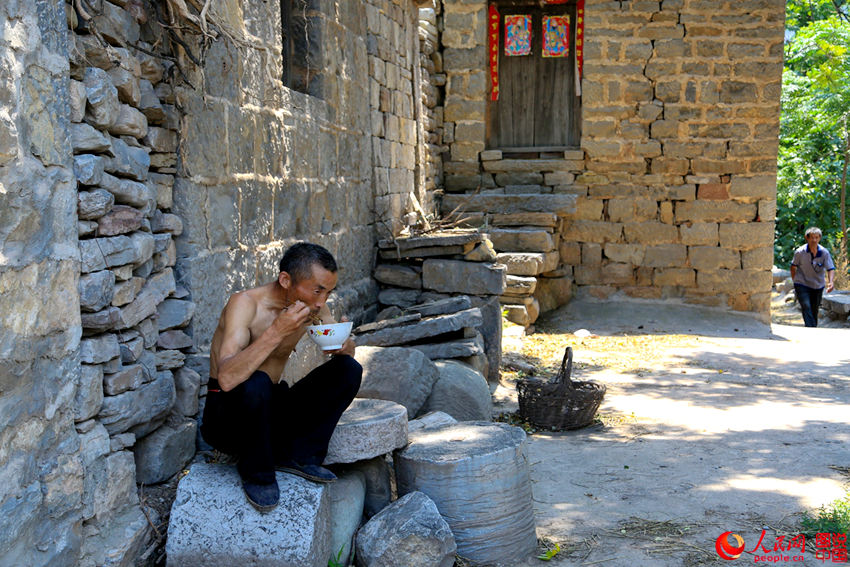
279,242,337,282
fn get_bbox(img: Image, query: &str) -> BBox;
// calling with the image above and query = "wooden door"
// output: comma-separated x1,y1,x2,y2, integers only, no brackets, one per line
487,1,581,150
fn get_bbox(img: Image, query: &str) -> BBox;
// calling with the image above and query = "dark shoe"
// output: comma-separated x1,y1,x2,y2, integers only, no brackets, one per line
276,461,337,483
242,479,279,512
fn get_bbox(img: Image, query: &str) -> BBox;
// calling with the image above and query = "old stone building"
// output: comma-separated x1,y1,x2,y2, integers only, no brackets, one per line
0,0,784,565
440,0,784,325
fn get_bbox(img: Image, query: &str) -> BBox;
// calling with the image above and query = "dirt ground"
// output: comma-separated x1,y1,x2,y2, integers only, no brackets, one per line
495,293,850,567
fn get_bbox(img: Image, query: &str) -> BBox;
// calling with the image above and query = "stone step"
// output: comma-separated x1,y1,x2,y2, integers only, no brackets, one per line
491,212,559,228
496,251,560,276
504,275,537,296
441,193,577,217
481,158,585,173
487,228,557,253
502,300,540,327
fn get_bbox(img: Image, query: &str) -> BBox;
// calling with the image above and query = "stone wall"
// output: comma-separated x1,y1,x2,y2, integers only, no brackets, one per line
419,5,446,196
439,0,785,321
2,0,436,565
366,0,435,237
172,0,378,386
0,2,83,565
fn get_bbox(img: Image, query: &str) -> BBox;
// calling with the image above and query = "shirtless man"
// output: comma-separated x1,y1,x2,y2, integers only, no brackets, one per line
200,242,361,512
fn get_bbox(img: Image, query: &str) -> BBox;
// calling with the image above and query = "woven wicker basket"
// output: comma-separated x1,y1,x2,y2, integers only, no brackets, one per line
516,346,606,430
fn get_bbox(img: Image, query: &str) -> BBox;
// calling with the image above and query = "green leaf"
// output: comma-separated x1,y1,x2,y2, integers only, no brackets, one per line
537,543,560,561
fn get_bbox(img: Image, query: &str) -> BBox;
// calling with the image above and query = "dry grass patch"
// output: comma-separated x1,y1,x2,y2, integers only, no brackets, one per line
520,325,703,377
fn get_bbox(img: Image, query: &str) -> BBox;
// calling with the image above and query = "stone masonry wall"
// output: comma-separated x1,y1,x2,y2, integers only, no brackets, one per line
0,2,83,566
173,0,384,387
419,4,446,196
440,0,785,321
366,0,435,237
2,1,435,566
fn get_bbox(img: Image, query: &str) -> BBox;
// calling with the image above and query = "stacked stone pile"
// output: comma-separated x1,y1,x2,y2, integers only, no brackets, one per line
169,397,536,566
67,3,196,562
440,172,579,327
370,229,506,383
168,400,442,567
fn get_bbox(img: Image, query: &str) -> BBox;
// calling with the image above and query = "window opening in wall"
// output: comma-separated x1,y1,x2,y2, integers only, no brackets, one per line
281,0,323,98
487,0,581,150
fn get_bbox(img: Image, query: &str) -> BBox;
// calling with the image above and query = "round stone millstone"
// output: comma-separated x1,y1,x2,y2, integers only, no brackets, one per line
394,421,537,565
323,398,408,465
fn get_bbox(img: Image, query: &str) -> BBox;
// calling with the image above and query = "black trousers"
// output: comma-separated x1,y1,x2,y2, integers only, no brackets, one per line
794,284,824,328
200,355,362,484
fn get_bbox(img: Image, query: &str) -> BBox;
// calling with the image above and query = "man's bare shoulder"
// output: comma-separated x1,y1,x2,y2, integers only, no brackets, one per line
220,282,279,320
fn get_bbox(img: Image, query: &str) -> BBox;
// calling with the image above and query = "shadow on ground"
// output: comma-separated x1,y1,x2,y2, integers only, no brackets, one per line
504,298,850,567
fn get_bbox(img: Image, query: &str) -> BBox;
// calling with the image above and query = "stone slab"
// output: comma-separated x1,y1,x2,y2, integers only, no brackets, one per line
404,296,472,317
441,193,577,216
355,308,483,347
324,398,408,465
166,463,330,567
327,471,366,565
822,292,850,315
354,314,422,335
374,264,422,289
378,243,473,260
422,260,506,295
408,335,485,360
378,230,483,250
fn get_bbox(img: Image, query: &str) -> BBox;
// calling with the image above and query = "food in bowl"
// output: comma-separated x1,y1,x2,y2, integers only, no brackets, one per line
306,321,353,350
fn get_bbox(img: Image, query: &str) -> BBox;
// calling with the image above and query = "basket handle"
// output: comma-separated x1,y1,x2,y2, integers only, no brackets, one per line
556,346,575,390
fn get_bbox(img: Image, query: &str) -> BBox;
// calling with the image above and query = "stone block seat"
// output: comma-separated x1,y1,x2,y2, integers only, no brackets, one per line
822,291,850,322
167,464,332,567
167,399,408,567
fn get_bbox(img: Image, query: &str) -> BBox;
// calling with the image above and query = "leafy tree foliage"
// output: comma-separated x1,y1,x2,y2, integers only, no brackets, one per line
777,1,850,279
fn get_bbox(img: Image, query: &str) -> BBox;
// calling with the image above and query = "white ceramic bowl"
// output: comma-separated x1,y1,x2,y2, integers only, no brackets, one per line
306,321,353,350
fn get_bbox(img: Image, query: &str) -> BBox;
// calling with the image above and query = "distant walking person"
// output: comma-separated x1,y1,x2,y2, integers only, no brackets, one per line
790,227,835,327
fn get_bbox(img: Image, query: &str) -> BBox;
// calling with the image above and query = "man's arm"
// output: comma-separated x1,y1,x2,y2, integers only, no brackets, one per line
790,264,797,279
216,294,312,391
826,269,835,293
